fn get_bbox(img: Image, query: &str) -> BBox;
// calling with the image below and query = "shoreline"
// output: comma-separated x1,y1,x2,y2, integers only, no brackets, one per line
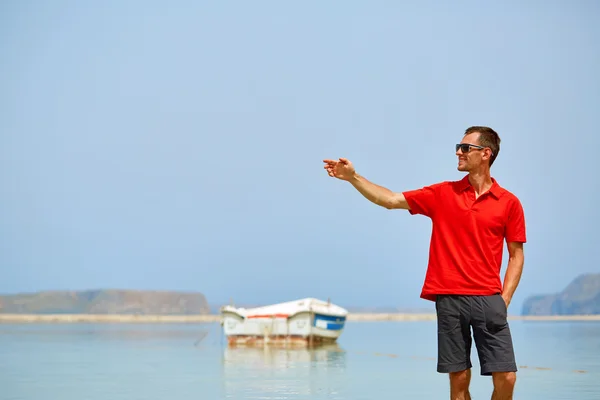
1,313,600,323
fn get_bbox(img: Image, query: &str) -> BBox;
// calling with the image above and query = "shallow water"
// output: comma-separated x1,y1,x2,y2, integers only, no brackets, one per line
1,320,599,399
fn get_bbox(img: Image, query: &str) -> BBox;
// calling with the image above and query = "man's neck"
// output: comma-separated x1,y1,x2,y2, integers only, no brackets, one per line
468,169,493,198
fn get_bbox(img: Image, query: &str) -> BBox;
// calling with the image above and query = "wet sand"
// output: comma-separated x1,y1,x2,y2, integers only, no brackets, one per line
1,313,599,323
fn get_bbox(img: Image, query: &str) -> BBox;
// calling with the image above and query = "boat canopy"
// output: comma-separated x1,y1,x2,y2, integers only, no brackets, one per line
221,298,348,319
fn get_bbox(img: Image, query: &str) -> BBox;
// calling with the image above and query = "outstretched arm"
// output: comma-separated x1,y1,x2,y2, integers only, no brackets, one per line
323,158,410,210
502,241,524,309
348,173,410,210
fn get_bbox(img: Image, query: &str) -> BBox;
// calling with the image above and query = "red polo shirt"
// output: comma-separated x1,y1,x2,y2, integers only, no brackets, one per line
403,175,526,301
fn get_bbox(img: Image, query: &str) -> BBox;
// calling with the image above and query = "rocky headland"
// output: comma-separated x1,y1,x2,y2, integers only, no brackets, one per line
0,289,210,315
521,273,600,316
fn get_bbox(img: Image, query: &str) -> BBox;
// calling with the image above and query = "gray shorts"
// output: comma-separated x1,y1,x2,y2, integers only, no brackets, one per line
435,294,517,376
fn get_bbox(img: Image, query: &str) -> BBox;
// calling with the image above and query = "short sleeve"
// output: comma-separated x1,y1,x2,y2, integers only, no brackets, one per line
505,197,527,243
402,182,446,218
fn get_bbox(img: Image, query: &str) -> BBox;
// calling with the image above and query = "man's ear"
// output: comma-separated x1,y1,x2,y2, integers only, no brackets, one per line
485,148,493,160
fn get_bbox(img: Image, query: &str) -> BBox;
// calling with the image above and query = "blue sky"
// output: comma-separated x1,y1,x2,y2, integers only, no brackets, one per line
1,1,599,312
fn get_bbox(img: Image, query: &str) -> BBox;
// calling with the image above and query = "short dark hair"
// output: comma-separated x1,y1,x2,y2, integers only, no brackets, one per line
464,126,501,166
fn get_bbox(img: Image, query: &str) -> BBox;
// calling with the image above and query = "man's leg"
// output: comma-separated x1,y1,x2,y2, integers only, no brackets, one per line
435,295,473,400
450,369,472,400
491,372,517,400
472,294,518,399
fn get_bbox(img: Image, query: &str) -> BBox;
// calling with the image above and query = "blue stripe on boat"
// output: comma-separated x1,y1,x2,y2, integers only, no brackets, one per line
323,322,344,330
314,313,346,322
313,313,346,330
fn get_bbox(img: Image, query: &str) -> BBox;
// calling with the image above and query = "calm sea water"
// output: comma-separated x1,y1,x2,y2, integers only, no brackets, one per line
1,320,599,399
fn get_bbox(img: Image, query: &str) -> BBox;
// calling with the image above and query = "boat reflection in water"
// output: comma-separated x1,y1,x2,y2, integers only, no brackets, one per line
221,343,347,398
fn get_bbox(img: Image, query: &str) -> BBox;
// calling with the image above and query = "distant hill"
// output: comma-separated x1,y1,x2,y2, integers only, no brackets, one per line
0,289,210,315
521,273,600,316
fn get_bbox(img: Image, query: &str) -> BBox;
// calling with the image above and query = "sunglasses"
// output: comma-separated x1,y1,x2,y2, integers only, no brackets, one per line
455,143,493,156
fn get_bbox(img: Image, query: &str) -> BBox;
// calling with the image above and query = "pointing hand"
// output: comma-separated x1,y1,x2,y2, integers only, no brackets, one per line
323,158,356,181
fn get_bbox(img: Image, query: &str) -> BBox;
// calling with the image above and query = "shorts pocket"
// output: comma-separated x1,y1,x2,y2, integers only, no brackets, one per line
436,296,461,333
484,294,508,334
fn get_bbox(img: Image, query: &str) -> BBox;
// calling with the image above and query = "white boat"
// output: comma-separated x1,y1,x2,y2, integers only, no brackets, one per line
220,298,348,347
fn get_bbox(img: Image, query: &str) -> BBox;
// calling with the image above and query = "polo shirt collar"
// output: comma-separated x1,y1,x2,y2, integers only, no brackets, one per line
458,175,504,199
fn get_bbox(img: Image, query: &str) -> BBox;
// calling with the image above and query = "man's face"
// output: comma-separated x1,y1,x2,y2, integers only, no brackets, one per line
456,132,486,172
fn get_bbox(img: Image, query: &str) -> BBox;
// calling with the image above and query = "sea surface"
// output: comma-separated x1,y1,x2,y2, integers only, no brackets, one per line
1,320,599,399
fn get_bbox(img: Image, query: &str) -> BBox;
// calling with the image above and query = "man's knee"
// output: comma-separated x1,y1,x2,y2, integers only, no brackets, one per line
450,369,471,390
493,371,516,390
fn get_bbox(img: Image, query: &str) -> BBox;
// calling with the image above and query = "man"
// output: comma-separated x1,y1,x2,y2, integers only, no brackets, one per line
323,126,526,400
